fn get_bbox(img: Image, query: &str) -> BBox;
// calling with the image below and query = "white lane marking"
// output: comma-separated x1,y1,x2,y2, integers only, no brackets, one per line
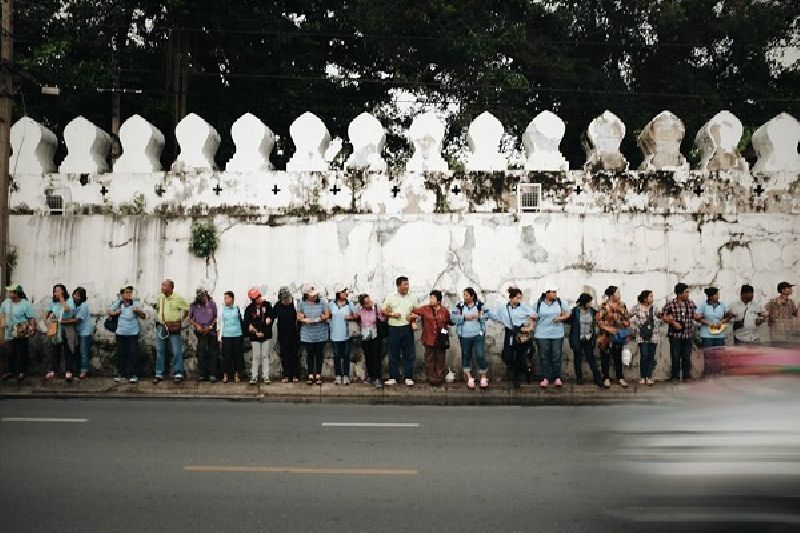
321,422,420,428
0,417,88,423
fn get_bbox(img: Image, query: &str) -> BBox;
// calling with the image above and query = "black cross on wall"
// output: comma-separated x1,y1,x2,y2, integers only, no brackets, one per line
754,183,765,197
213,183,222,195
574,185,583,195
155,185,165,197
693,184,704,197
451,184,461,194
390,184,401,198
272,184,281,195
329,183,341,195
100,185,109,196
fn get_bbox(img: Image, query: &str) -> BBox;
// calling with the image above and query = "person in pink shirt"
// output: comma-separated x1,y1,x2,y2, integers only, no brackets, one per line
356,293,387,388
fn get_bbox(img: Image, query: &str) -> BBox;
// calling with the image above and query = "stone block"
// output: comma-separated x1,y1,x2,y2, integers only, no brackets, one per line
174,113,221,171
695,110,748,171
9,117,57,175
583,110,628,172
523,111,568,171
226,113,275,172
752,113,800,172
114,114,165,173
286,112,330,171
465,111,508,171
59,116,111,174
638,110,688,171
345,112,386,172
406,112,449,172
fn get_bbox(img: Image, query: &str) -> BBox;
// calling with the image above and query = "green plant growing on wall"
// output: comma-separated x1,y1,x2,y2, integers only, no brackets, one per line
189,221,218,259
118,193,146,215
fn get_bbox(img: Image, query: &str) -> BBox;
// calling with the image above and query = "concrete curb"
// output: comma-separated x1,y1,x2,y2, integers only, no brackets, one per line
0,377,682,405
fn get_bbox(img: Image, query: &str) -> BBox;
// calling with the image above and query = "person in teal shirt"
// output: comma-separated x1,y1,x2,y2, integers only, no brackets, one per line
217,291,244,382
1,284,36,380
45,284,77,381
697,287,732,348
70,287,95,378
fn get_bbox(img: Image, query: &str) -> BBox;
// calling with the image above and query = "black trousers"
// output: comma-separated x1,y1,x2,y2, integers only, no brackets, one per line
362,337,383,380
601,344,624,380
7,338,29,375
49,340,77,374
669,337,692,380
115,334,139,378
574,339,601,383
195,333,218,379
221,336,244,375
304,341,325,375
503,330,530,384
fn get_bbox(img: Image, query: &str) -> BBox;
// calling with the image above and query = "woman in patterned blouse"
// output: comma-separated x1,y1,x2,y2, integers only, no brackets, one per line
595,286,631,388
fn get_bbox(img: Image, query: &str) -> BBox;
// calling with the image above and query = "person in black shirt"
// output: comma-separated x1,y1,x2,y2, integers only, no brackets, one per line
244,288,274,384
272,286,300,382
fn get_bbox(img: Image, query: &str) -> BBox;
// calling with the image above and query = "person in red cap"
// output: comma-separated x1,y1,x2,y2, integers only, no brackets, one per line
244,287,274,384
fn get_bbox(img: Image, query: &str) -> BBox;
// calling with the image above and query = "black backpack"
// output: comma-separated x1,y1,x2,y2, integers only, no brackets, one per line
104,314,118,333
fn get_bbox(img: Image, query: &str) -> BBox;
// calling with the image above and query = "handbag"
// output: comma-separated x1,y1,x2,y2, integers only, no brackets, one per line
622,346,632,366
611,327,630,344
104,314,118,333
165,321,182,334
638,306,655,340
506,305,531,345
46,318,59,338
434,310,450,349
13,323,29,339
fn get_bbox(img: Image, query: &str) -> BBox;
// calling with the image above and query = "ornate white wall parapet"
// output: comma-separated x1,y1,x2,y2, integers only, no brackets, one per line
695,110,748,171
345,112,387,172
286,111,330,172
406,112,449,172
583,110,628,172
523,111,568,171
465,111,508,172
10,117,57,175
173,113,221,171
638,110,689,171
752,113,800,173
226,113,275,172
59,116,111,174
113,114,165,173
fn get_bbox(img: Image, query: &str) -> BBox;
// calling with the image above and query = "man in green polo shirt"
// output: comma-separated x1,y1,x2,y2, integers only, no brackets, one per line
383,276,418,386
154,279,189,383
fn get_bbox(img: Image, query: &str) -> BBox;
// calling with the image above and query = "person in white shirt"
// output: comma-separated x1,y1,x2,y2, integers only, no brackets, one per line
729,284,765,345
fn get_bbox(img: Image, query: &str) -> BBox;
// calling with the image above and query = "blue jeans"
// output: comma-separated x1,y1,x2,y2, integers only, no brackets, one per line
639,342,657,379
331,340,351,377
78,335,93,374
702,337,725,376
388,326,416,380
459,335,487,373
155,324,184,377
701,337,725,348
537,338,563,381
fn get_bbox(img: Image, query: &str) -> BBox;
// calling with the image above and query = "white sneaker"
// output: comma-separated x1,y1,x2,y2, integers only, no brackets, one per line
385,378,397,386
334,376,342,385
343,376,350,385
404,378,414,387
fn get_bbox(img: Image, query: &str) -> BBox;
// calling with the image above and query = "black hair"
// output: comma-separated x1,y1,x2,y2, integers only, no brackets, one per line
224,291,234,299
704,287,719,299
429,290,442,303
52,284,68,301
463,287,478,303
674,282,689,295
637,290,652,303
604,285,618,298
507,287,522,299
740,284,754,294
577,293,593,306
335,290,348,300
396,276,408,287
72,286,87,302
358,293,370,306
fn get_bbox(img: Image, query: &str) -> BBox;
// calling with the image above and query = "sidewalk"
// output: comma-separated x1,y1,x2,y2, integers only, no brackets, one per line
0,376,682,405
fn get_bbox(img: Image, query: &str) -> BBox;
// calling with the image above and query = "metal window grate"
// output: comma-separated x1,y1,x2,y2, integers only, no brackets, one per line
517,183,542,213
45,189,64,214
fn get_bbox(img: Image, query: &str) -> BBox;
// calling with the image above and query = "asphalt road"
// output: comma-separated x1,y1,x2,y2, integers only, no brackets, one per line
1,380,798,532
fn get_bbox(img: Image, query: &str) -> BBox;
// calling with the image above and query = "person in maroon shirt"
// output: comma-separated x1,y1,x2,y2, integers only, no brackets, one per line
411,290,451,387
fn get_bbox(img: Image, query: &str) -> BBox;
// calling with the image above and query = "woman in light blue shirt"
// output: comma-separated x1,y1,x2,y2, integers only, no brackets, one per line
70,287,95,379
697,287,731,348
329,287,357,385
0,284,36,381
109,286,146,382
45,284,77,381
451,287,489,389
218,291,244,383
486,287,536,388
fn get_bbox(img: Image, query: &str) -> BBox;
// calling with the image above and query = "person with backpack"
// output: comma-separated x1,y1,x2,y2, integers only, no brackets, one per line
356,293,387,388
329,286,358,385
630,290,660,385
486,287,536,389
533,287,571,388
189,289,218,382
411,290,451,387
297,283,330,385
596,285,631,388
567,293,602,386
217,291,244,383
108,286,145,383
451,287,489,389
243,287,274,385
0,284,36,381
273,287,300,383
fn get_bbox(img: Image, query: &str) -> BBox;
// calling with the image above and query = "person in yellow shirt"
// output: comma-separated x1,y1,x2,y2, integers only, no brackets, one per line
154,279,189,383
382,276,418,386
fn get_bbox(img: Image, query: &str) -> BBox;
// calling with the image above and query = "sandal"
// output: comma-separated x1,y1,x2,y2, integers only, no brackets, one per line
479,376,489,389
467,377,476,390
222,374,229,383
306,375,314,385
233,373,240,383
292,378,299,383
315,374,322,385
79,373,87,380
281,377,289,383
45,371,55,380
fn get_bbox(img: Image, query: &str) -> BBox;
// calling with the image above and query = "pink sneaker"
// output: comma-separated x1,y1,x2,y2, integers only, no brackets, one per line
479,377,489,389
554,378,562,387
539,379,549,388
45,371,55,380
467,377,476,390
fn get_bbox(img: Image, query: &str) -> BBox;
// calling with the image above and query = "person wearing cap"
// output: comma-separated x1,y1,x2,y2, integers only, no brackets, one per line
596,286,631,388
765,282,797,343
696,287,732,349
382,276,419,386
630,290,660,385
532,287,570,389
44,284,77,382
1,284,36,381
244,287,274,385
329,285,357,385
217,290,245,383
189,289,218,382
70,287,94,379
154,279,189,384
109,286,146,383
297,283,330,385
730,284,766,345
660,282,700,382
273,287,300,382
567,293,602,386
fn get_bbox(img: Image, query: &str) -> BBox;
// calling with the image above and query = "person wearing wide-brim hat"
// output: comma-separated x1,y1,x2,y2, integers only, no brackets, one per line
297,283,330,385
1,284,36,381
273,286,300,382
567,293,602,387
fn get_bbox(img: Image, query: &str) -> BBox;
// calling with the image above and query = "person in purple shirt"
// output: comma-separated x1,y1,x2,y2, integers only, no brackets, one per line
189,289,218,382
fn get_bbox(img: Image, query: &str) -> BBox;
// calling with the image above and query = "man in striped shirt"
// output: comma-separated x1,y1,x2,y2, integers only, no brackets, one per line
660,282,699,382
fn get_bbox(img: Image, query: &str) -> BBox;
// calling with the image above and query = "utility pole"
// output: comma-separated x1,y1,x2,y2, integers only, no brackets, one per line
0,0,13,289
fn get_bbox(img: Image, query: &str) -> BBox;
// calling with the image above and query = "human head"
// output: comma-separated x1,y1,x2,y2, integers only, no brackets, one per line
604,285,619,302
335,286,349,301
52,284,68,302
740,284,754,304
637,290,653,305
429,290,442,306
463,287,477,305
248,287,262,304
161,279,174,296
358,293,372,308
544,287,559,301
577,293,593,308
195,288,209,305
777,281,794,297
72,287,87,305
224,291,234,306
675,282,689,301
507,287,523,305
278,286,293,304
122,286,134,301
6,284,23,302
704,286,719,303
396,276,409,295
301,283,319,302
